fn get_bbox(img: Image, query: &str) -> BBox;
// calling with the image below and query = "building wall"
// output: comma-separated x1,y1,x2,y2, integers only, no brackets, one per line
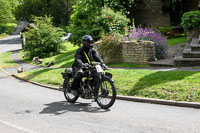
134,0,171,27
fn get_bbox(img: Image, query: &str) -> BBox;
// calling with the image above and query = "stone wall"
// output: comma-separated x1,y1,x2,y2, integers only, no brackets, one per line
134,0,171,27
96,40,156,65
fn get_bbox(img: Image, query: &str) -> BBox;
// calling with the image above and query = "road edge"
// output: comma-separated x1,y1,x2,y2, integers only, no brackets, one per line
1,68,200,109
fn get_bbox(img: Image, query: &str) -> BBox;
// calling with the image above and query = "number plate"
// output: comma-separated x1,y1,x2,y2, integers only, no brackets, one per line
96,65,104,73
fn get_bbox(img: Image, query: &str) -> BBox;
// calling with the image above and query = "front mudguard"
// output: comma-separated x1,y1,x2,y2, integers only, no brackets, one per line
104,73,114,83
94,75,115,101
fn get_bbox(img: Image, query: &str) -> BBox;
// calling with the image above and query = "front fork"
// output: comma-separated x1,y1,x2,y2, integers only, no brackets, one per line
94,74,102,101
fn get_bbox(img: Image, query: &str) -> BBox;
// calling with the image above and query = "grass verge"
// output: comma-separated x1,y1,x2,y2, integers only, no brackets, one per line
17,68,200,102
107,63,149,68
0,22,17,39
0,51,18,68
19,42,78,67
167,34,187,46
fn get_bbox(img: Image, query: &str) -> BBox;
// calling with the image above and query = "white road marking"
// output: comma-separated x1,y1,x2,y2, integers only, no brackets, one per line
0,118,36,133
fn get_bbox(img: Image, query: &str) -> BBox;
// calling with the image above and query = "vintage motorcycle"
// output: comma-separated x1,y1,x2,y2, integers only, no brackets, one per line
61,62,116,109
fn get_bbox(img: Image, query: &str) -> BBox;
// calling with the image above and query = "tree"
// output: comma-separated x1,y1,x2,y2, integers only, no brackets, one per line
0,0,16,23
24,16,64,58
68,0,129,45
15,0,77,25
104,0,139,26
170,0,199,25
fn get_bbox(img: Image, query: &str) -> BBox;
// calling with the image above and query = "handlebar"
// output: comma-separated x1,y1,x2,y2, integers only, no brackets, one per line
82,63,110,70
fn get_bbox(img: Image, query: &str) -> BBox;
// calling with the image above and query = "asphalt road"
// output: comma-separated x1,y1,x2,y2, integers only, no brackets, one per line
0,71,200,133
0,35,22,53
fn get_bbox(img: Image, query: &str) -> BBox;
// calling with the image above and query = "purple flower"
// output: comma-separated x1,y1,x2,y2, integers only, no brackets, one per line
125,26,168,59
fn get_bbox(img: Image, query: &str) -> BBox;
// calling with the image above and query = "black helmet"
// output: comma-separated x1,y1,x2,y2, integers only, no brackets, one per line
82,35,94,49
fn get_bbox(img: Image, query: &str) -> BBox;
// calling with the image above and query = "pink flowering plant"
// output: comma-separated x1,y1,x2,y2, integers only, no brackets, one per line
125,27,168,59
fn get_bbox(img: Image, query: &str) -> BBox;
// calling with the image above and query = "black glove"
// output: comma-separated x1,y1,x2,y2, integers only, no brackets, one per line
101,63,109,70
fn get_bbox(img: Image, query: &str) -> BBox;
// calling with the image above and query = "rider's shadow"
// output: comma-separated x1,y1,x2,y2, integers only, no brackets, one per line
39,101,110,115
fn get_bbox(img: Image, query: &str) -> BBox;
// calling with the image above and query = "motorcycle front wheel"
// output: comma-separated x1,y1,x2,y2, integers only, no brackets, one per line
96,76,116,109
63,77,79,103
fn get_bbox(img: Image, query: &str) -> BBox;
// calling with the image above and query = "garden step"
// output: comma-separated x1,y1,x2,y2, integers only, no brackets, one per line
191,38,200,51
174,56,200,66
198,35,200,44
183,50,200,58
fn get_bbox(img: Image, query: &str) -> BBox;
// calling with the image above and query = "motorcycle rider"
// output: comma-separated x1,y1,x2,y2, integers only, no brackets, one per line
71,35,107,94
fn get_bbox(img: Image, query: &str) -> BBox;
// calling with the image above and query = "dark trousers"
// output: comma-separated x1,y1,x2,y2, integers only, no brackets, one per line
71,66,84,90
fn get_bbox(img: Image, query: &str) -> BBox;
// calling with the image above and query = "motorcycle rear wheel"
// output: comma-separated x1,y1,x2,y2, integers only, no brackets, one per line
96,76,116,109
63,77,79,103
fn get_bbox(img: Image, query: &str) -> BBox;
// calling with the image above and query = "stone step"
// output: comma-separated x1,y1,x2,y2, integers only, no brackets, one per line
198,35,200,44
183,50,200,58
174,56,200,66
191,38,200,51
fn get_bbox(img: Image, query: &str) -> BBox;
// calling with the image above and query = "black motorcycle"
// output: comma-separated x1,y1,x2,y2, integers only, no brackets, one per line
61,62,116,109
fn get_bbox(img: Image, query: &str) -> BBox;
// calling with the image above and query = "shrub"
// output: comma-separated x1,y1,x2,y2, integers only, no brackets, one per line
0,24,7,34
24,16,64,58
96,7,129,35
0,0,15,23
154,26,172,35
68,1,129,45
181,10,200,31
125,27,168,59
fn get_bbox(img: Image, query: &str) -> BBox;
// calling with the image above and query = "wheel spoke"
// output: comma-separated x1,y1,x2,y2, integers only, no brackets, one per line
63,77,79,103
97,80,113,105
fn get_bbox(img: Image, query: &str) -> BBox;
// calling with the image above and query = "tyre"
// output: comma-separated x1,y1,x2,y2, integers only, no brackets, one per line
96,76,116,109
63,77,79,103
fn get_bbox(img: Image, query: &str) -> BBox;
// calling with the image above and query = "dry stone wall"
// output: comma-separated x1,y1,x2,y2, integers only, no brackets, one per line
96,40,156,65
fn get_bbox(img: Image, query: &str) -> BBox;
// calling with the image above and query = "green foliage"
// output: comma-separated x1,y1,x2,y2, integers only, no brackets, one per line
181,10,200,31
0,0,16,23
155,26,172,35
68,1,129,45
96,7,129,35
24,16,64,58
0,24,7,34
105,0,135,13
15,0,76,25
67,0,102,45
15,0,48,20
0,23,17,34
104,0,137,25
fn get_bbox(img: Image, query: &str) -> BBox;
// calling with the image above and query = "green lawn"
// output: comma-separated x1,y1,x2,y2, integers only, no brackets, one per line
167,34,187,46
19,42,78,67
0,33,8,39
0,22,17,39
0,51,18,68
17,68,200,102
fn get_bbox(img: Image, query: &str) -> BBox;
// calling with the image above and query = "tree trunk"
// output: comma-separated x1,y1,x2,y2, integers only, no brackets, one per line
66,0,70,26
102,0,104,7
129,7,135,27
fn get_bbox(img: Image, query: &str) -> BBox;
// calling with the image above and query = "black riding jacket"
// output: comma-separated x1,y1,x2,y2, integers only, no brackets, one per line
72,46,103,70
